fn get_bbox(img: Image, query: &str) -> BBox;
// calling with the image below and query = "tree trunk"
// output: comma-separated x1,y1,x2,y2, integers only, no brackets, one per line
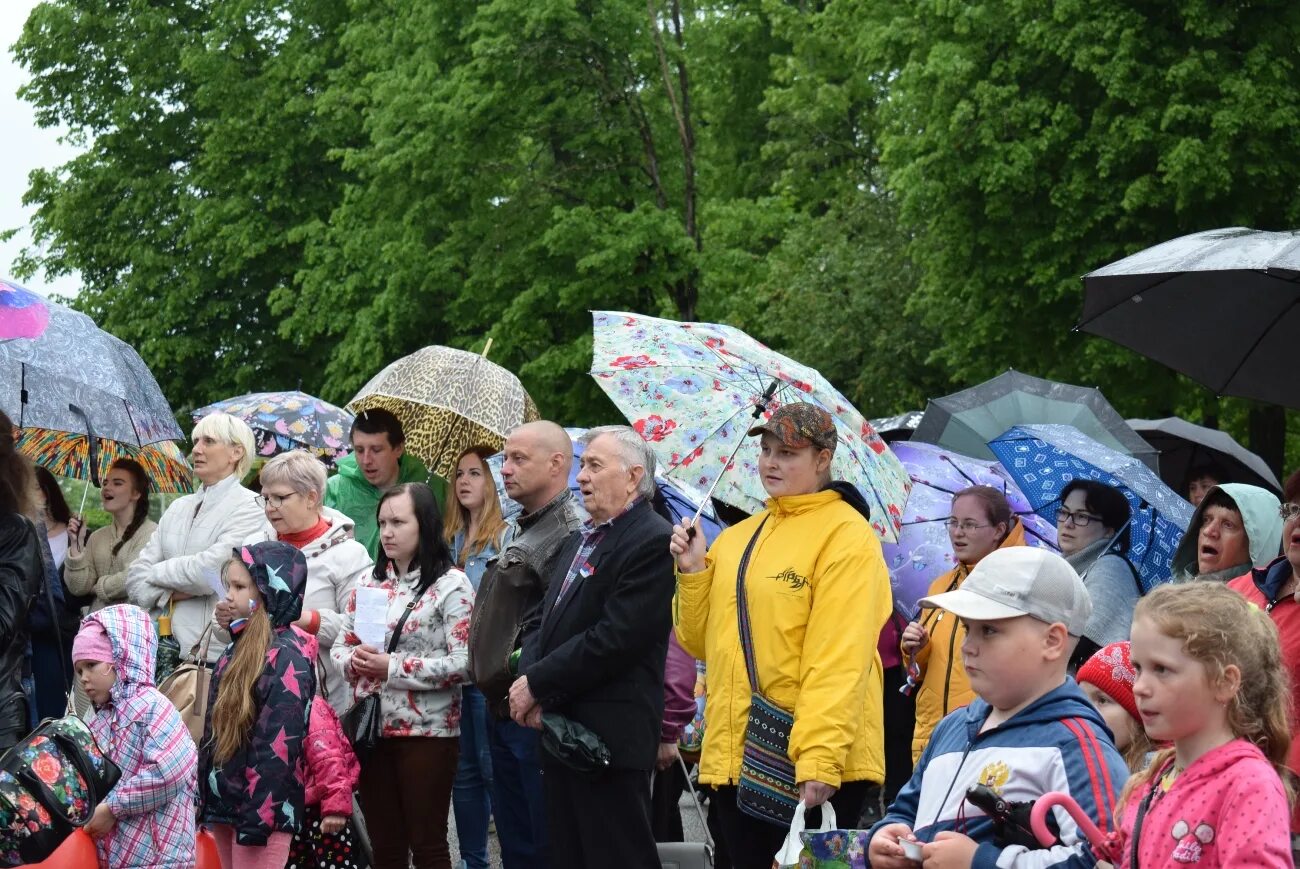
1248,404,1286,481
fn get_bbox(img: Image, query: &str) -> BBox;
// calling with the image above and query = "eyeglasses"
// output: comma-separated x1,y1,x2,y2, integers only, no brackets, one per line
255,492,300,509
1280,503,1300,522
943,519,994,533
1056,508,1103,527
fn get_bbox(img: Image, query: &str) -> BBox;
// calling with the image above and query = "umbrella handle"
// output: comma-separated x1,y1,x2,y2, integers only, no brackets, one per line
1030,792,1113,858
685,379,780,539
67,403,102,489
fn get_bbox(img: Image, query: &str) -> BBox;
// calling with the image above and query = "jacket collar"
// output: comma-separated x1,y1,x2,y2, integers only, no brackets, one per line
517,488,574,530
764,488,843,518
1251,555,1296,602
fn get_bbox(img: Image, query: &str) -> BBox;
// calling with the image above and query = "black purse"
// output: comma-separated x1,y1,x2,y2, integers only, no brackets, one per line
342,582,429,760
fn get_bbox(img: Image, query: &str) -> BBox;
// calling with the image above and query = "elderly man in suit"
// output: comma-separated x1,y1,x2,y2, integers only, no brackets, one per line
509,425,675,868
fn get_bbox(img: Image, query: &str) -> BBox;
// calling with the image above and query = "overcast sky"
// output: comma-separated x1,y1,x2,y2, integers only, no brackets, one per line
1,0,80,298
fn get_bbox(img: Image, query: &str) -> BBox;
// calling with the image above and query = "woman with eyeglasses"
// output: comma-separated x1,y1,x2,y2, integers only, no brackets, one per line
215,449,373,712
1227,470,1300,837
1054,479,1135,668
899,485,1030,760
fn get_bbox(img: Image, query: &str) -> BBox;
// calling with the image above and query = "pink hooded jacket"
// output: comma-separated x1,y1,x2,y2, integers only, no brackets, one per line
303,635,360,816
1114,739,1291,867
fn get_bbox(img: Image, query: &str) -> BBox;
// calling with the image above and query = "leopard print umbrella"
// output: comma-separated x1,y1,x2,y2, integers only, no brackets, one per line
346,345,539,480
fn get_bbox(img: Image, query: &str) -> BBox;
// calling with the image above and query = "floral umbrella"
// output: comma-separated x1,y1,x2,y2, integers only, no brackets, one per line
193,390,353,466
16,428,194,494
884,441,1058,612
589,311,911,542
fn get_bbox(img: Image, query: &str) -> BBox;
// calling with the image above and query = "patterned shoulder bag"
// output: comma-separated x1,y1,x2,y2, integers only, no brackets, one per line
735,517,799,825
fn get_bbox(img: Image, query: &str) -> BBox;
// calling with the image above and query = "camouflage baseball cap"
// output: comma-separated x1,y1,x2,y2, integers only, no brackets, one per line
747,402,837,451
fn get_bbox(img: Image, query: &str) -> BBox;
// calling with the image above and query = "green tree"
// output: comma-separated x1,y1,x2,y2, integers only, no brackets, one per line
859,0,1300,468
12,0,353,412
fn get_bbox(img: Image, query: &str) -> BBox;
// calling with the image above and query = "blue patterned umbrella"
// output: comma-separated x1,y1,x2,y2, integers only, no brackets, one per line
988,424,1194,590
0,281,183,452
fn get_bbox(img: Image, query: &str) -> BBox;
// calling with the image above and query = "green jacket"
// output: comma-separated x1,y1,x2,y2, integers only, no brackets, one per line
324,452,438,559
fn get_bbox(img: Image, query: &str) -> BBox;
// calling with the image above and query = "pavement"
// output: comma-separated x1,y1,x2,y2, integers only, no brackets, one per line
445,788,711,867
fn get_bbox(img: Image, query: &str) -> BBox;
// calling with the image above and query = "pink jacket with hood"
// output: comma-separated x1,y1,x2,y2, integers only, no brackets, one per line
85,604,198,869
302,634,360,815
1114,739,1291,867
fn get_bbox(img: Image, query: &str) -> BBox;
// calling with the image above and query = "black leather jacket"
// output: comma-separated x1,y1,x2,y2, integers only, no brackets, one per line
0,513,42,749
468,490,583,717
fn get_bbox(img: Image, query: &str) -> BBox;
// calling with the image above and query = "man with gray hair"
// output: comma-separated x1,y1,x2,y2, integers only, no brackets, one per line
510,425,676,867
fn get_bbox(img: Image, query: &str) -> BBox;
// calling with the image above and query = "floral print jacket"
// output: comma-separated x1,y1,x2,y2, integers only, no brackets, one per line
332,566,474,737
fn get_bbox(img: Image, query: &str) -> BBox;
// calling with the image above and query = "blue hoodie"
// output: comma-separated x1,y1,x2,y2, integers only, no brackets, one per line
871,679,1128,869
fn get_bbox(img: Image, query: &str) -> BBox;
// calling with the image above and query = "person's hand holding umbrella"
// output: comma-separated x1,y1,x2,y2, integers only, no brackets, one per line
668,520,707,573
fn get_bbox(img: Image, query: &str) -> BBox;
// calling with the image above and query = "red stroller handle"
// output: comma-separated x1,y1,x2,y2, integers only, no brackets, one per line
1031,791,1118,862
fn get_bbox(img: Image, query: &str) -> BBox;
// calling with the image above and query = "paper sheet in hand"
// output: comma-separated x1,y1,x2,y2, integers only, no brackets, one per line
202,568,226,600
354,587,390,648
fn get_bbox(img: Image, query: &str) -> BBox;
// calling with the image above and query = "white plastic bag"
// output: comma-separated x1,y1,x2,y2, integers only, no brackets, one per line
772,800,838,869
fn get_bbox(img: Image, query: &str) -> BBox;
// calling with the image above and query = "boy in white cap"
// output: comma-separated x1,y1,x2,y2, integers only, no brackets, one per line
867,547,1129,869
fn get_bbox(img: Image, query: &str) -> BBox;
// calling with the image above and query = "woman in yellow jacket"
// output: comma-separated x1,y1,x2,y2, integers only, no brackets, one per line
900,485,1029,762
670,403,892,869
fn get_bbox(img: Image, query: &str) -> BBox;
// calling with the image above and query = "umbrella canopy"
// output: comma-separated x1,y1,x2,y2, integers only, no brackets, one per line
1081,227,1300,409
884,442,1059,612
193,390,354,467
16,428,194,494
869,410,924,443
589,311,911,542
486,426,727,545
1128,417,1281,496
0,283,183,470
912,370,1158,471
0,279,50,339
347,345,540,480
988,424,1194,590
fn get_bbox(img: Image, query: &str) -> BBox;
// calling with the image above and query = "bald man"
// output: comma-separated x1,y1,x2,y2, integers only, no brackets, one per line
468,421,582,869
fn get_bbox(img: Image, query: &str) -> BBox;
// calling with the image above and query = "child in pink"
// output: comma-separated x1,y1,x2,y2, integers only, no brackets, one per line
73,605,198,869
287,636,362,868
1114,582,1292,867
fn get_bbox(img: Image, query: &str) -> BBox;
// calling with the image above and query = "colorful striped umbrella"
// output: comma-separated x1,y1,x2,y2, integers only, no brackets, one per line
17,428,195,494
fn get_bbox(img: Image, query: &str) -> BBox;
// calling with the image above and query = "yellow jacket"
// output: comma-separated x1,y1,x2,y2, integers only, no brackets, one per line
905,519,1031,761
674,489,891,789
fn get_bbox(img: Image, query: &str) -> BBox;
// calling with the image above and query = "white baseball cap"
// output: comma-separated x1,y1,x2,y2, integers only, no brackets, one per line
919,547,1093,636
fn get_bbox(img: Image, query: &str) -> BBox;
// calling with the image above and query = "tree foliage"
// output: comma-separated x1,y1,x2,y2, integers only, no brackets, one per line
11,0,1300,467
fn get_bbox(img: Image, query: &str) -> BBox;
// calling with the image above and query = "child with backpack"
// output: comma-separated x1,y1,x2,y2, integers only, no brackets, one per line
74,603,198,869
868,547,1129,868
1076,641,1153,772
1114,581,1293,866
199,542,315,869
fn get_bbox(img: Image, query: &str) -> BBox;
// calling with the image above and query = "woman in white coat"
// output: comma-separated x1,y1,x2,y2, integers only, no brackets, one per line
126,412,267,664
223,449,373,711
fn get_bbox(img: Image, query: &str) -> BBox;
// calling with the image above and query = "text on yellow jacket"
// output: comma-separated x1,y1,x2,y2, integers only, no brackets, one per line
674,487,892,789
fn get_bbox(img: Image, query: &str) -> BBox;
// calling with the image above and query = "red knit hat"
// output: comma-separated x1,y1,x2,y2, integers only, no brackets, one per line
1076,640,1140,724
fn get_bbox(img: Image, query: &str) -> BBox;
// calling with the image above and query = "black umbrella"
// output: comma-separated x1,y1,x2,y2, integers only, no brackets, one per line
911,370,1158,470
1128,417,1281,495
1080,227,1300,409
868,410,924,443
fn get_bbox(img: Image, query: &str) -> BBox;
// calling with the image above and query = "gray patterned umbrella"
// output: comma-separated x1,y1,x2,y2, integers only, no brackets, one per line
0,282,183,452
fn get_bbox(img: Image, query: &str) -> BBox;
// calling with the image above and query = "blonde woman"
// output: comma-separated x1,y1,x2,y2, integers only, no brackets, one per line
126,412,268,664
443,446,507,869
